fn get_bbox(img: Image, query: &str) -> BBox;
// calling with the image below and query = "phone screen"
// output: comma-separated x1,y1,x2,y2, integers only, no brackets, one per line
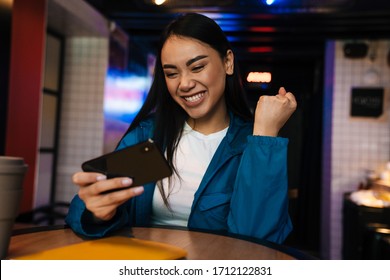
82,139,172,187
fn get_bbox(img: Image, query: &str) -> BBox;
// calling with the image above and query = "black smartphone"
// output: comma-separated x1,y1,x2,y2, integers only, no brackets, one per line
81,139,172,188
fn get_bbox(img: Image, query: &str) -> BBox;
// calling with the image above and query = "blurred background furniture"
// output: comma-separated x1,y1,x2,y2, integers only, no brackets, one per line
343,193,390,259
15,202,70,226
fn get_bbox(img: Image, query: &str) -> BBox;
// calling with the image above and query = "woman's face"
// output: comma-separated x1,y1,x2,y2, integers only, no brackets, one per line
161,35,234,129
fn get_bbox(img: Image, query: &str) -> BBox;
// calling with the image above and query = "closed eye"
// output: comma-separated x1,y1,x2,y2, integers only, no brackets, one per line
192,65,205,72
164,72,178,78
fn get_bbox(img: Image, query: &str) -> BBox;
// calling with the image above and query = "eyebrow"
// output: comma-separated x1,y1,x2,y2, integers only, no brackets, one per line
163,55,208,69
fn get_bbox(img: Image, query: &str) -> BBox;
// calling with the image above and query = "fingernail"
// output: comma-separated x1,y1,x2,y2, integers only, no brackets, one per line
122,178,133,186
96,175,107,181
132,186,144,195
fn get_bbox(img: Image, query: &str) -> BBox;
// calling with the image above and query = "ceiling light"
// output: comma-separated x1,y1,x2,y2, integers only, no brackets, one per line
247,72,272,83
154,0,166,5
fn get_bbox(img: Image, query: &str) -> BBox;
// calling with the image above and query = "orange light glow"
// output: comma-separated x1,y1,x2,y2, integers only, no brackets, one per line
246,72,272,83
0,0,13,9
154,0,166,5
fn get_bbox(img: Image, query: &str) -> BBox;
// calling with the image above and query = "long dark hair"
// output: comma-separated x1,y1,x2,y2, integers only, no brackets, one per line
121,13,252,205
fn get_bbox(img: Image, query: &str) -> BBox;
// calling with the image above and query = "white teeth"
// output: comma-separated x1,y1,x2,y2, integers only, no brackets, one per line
184,92,204,102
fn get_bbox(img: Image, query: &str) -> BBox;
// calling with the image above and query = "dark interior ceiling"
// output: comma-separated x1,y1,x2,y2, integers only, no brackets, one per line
85,0,390,62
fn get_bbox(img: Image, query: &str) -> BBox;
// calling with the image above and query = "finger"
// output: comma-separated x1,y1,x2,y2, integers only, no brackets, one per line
72,172,106,187
100,186,144,206
90,186,144,219
93,177,134,195
285,92,297,107
278,87,287,96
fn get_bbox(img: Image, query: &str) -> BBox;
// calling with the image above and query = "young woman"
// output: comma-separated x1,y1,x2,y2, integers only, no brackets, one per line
65,13,297,244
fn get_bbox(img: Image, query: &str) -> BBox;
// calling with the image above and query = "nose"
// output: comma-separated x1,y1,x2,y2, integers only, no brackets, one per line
179,73,196,92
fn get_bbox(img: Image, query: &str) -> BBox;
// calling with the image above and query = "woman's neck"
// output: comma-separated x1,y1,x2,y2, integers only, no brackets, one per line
187,111,230,135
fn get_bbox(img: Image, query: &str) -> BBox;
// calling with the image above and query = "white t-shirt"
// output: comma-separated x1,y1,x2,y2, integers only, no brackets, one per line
150,123,228,227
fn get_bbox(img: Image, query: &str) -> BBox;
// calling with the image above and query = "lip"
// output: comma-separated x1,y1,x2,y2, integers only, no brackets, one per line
180,91,206,107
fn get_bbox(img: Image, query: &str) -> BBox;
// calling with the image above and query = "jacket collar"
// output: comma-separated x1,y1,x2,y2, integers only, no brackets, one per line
224,111,252,155
191,112,252,203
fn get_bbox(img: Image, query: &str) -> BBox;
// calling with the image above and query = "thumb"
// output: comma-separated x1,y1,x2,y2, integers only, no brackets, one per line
278,87,287,96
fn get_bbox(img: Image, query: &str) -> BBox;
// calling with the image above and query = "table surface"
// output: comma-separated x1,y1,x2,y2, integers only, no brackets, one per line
7,225,312,260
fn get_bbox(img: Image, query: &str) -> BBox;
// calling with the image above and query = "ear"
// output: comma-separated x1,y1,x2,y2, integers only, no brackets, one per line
224,49,234,75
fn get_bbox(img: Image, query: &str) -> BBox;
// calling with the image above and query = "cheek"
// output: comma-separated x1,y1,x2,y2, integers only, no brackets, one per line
204,66,226,88
208,72,226,92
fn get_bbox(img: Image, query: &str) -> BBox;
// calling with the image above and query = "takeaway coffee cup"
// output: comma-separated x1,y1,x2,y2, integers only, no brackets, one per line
0,156,28,259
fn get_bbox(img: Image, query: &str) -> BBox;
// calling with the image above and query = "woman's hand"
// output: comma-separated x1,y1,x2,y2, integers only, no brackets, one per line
72,172,144,221
253,87,297,136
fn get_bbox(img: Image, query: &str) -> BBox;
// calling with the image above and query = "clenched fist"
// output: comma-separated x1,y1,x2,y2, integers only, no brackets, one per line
253,87,297,137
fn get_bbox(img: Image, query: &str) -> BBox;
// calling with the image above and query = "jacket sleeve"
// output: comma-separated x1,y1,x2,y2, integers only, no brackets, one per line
65,195,131,237
227,135,292,244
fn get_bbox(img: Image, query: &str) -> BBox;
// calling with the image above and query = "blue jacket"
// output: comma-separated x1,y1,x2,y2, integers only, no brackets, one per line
65,113,292,244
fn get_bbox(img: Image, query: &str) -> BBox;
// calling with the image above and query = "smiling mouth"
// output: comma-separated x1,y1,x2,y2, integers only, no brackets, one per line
183,92,205,103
